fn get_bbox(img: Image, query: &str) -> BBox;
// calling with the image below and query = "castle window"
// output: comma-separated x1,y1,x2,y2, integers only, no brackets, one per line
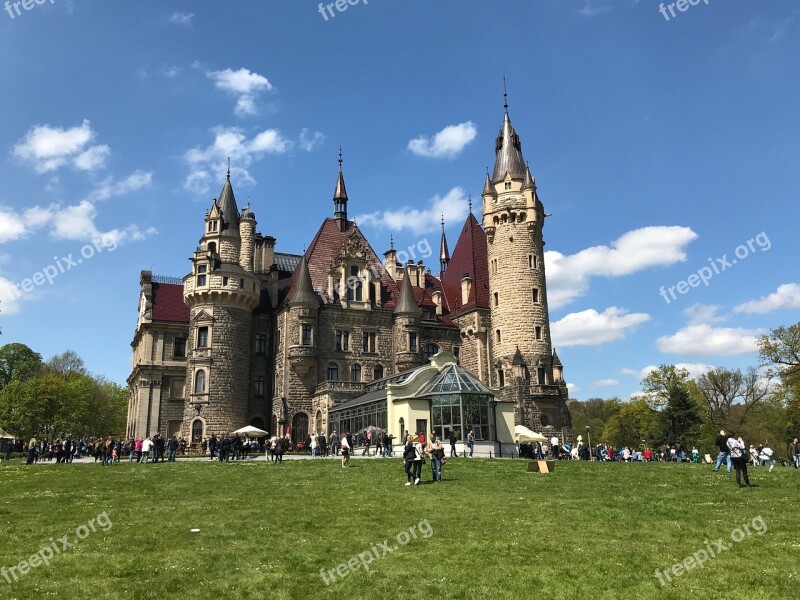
173,337,186,358
493,292,499,307
498,369,505,387
408,332,418,352
362,331,376,353
423,343,439,363
255,334,267,354
169,377,185,399
301,325,313,346
197,264,207,287
504,182,512,190
373,364,384,380
346,265,362,301
327,362,339,381
197,327,209,348
194,370,206,394
191,419,204,444
537,368,546,385
208,242,216,253
535,326,542,340
239,278,244,289
453,346,461,365
223,276,229,286
350,363,362,383
254,376,265,398
496,329,501,343
532,288,539,304
335,330,350,352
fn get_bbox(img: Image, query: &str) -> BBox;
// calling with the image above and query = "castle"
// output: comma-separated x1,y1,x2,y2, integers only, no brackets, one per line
126,101,573,451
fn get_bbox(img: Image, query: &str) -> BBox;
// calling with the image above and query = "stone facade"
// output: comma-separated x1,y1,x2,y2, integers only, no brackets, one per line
126,106,573,444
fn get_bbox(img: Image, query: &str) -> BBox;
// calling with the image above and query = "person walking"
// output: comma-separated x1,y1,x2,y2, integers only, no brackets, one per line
467,430,475,458
449,431,457,457
759,444,775,473
140,437,152,463
167,435,178,462
310,432,318,458
412,435,424,484
727,432,751,488
274,435,284,464
427,433,444,482
402,434,415,486
340,432,350,467
26,436,37,465
712,430,732,473
790,437,800,469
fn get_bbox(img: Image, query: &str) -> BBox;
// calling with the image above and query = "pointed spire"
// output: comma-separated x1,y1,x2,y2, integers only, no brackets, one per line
289,256,318,306
468,194,473,214
217,165,240,237
394,269,420,316
333,147,348,224
552,348,562,368
439,215,450,277
492,81,527,183
483,169,494,196
522,163,535,191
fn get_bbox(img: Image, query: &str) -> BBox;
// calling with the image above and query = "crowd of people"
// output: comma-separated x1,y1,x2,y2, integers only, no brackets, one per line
11,434,190,465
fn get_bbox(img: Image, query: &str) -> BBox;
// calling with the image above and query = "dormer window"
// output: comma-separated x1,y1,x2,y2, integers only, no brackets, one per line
504,182,512,190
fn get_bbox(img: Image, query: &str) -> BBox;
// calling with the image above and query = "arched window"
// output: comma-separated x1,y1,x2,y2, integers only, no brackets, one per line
194,370,206,393
351,363,362,383
191,419,204,444
207,242,216,253
346,265,363,301
327,362,339,381
373,364,384,380
315,410,323,435
423,343,439,363
399,418,405,442
292,413,309,443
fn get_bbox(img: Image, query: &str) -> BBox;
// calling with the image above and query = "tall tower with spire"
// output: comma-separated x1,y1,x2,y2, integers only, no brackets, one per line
482,83,571,435
439,215,450,278
182,167,261,437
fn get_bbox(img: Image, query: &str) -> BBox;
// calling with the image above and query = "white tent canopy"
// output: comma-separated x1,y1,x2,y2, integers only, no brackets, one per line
514,425,547,443
232,425,269,437
0,426,15,440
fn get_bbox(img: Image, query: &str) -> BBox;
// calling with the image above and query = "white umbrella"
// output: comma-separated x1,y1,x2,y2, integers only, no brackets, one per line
514,425,547,443
0,426,15,440
232,425,269,437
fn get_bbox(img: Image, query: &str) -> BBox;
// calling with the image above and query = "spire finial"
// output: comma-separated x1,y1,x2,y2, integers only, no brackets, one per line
227,157,231,180
468,194,473,213
441,213,445,230
338,146,343,171
390,234,394,250
503,76,508,113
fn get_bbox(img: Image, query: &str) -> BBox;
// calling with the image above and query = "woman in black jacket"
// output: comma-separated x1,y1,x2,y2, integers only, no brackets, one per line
402,435,415,486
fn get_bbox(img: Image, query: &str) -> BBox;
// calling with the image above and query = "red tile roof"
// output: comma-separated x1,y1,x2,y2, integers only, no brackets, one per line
440,213,490,315
151,282,190,323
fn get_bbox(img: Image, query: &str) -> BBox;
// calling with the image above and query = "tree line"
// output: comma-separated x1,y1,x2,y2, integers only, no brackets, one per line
0,343,127,441
569,321,800,455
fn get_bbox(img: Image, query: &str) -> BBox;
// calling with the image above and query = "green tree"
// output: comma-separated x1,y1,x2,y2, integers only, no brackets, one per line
642,365,703,446
0,343,43,390
602,398,658,449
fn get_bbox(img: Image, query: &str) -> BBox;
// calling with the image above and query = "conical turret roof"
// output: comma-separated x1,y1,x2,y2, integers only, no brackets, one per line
552,348,562,368
394,269,420,316
218,174,240,237
288,256,319,305
492,111,527,183
512,346,526,366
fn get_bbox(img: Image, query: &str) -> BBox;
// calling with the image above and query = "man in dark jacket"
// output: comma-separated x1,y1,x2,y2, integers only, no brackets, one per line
167,435,179,462
713,430,731,473
449,431,457,457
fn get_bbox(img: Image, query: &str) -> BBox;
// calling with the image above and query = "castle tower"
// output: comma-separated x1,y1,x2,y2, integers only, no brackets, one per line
393,269,422,372
439,215,450,278
333,147,348,231
182,169,261,439
482,87,571,438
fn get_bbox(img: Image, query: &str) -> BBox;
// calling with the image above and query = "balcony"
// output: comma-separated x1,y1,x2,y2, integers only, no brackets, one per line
288,345,315,376
314,381,366,395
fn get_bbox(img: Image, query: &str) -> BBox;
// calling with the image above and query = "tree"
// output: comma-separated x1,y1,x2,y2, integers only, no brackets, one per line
642,365,703,445
567,397,621,443
758,322,800,439
602,398,658,449
0,343,42,390
46,350,87,378
695,367,773,431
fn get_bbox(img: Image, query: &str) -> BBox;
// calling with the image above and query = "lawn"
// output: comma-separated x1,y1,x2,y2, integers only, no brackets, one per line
0,457,797,600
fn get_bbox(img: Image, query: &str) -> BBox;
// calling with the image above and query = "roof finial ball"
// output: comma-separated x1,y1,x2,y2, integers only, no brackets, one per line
227,157,231,180
338,146,343,171
503,75,509,112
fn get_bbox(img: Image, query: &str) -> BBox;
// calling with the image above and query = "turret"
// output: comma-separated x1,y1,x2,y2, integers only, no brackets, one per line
239,204,256,273
439,215,450,278
393,269,421,372
333,148,348,231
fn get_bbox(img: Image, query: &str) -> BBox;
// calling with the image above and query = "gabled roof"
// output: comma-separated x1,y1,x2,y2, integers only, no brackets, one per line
281,218,399,309
440,212,490,315
151,283,189,323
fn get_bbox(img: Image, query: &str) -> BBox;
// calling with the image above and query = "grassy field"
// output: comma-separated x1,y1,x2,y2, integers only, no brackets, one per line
0,457,797,600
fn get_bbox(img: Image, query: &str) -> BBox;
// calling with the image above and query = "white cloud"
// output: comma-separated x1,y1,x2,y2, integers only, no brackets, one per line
566,382,580,394
299,129,325,152
628,363,715,381
551,307,651,347
183,126,291,195
355,187,469,235
593,379,619,387
207,68,273,117
683,303,726,325
579,1,611,17
85,170,153,203
546,226,698,309
408,121,477,159
734,283,800,314
13,120,110,174
657,324,763,357
169,12,194,28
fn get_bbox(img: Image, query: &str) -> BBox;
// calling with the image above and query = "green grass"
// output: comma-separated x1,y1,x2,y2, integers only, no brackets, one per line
0,458,797,599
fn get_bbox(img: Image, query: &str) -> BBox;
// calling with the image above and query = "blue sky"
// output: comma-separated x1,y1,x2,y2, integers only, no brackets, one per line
0,0,798,400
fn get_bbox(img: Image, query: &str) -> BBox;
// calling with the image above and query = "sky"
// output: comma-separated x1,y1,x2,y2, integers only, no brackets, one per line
0,0,798,400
